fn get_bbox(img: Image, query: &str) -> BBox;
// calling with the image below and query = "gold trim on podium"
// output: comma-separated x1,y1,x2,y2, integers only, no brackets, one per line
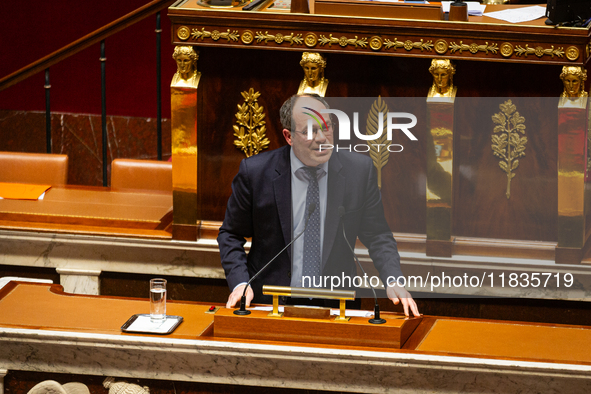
262,285,355,321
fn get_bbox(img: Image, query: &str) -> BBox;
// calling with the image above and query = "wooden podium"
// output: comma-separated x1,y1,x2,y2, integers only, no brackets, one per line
2,282,591,393
214,307,422,348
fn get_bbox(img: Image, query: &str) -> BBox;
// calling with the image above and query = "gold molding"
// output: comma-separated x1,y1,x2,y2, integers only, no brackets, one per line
515,45,564,59
369,36,383,51
241,30,254,44
449,41,498,55
191,28,239,42
500,42,514,58
178,26,581,64
255,31,303,45
319,34,368,48
384,38,433,52
304,33,318,47
434,39,448,55
366,97,391,189
177,26,190,41
233,88,270,157
566,46,580,61
491,100,527,199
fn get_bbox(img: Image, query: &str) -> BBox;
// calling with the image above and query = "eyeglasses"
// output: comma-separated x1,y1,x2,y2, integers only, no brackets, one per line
292,123,334,138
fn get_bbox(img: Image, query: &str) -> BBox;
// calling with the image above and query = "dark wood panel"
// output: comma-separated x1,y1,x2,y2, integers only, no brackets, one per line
453,97,558,241
198,46,298,221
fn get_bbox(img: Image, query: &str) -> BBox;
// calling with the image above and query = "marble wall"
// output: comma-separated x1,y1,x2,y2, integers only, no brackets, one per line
0,110,171,186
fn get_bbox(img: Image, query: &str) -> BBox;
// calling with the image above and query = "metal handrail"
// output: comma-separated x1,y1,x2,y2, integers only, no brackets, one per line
0,0,175,184
0,0,174,92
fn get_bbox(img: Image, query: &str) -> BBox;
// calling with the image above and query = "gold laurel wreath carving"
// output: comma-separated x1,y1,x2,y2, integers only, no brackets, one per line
384,38,433,52
255,31,303,45
449,41,498,54
318,34,368,48
191,28,239,42
233,89,270,157
491,100,527,199
514,45,564,58
366,97,391,190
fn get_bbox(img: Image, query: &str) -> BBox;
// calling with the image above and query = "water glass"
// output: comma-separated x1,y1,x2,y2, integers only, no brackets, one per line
150,278,167,322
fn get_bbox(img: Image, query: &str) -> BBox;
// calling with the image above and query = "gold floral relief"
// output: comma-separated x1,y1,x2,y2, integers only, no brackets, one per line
449,41,498,55
491,100,527,199
515,44,564,58
255,31,303,45
365,97,391,189
318,34,368,48
233,89,270,157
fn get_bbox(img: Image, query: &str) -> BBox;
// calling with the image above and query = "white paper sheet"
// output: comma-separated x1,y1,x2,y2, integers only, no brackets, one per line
483,5,546,23
124,315,180,334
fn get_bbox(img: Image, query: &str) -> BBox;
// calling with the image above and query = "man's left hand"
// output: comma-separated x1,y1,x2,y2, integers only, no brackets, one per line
386,284,420,317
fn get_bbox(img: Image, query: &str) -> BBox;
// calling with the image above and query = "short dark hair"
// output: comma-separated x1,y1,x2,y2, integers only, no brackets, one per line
279,94,330,131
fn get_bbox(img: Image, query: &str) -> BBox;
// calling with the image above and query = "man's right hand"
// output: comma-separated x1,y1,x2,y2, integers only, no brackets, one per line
226,284,254,309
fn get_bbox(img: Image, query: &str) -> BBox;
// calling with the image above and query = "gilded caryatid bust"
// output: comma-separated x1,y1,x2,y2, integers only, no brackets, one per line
171,45,201,88
560,65,588,98
427,59,457,99
297,52,328,97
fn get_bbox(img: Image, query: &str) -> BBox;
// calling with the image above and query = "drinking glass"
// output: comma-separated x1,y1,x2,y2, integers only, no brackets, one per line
150,278,167,322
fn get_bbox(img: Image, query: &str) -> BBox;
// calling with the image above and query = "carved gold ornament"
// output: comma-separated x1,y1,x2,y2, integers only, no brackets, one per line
191,28,239,42
431,127,453,137
305,33,318,47
256,31,303,45
233,88,270,157
491,100,527,199
434,39,448,54
449,41,498,55
515,44,564,58
319,34,368,48
500,42,514,57
241,30,254,44
366,97,391,189
369,36,383,51
384,38,433,52
177,26,190,41
566,46,580,61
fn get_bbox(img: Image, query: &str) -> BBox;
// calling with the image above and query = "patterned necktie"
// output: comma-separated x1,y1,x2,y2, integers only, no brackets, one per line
302,166,321,286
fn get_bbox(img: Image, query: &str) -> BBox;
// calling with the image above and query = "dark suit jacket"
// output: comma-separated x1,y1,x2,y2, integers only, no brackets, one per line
217,145,403,303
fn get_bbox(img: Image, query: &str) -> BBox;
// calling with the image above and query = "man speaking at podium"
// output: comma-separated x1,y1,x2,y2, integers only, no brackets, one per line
218,95,419,317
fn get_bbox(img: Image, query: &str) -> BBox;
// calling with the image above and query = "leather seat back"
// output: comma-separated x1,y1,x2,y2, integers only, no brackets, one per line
111,158,172,192
0,151,68,185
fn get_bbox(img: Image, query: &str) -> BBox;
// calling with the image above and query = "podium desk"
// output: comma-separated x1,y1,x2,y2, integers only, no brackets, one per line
1,282,590,393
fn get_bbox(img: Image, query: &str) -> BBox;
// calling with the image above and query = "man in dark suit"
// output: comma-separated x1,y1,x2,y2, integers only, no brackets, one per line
218,95,419,317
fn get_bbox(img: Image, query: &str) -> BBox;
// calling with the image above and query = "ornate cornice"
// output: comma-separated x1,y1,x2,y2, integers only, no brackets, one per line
174,23,587,65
